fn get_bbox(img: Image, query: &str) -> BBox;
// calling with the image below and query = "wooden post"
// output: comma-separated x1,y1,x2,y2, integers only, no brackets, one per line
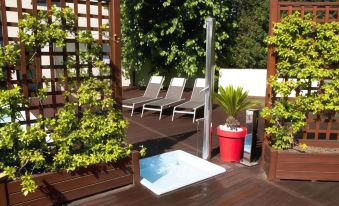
262,0,279,173
109,0,122,108
17,0,31,125
325,6,330,22
0,176,8,206
46,0,57,116
267,146,278,181
60,0,69,98
265,0,279,109
32,0,44,118
86,0,93,76
0,0,8,45
131,151,140,185
74,0,80,85
263,0,279,139
0,0,11,89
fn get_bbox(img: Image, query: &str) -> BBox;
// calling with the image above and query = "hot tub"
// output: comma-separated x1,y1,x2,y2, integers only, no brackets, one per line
140,150,226,195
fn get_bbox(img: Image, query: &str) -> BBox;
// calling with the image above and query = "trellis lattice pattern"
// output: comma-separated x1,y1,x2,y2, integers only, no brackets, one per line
0,0,122,125
266,0,339,144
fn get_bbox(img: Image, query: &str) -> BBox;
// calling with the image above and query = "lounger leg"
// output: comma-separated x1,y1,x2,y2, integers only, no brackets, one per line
131,104,135,116
193,109,196,123
172,107,176,121
141,105,145,118
159,106,163,120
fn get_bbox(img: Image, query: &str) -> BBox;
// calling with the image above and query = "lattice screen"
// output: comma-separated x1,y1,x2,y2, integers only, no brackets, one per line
0,0,122,125
266,1,339,143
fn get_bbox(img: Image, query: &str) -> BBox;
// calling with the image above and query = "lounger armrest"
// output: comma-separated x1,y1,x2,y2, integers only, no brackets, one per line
195,118,204,123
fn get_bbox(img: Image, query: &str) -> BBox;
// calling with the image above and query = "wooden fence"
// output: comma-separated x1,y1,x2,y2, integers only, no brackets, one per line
0,0,122,125
265,0,339,146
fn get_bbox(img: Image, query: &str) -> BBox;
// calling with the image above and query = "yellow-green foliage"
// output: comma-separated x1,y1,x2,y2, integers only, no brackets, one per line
0,6,137,196
0,88,48,195
45,77,131,173
261,13,339,150
298,143,308,152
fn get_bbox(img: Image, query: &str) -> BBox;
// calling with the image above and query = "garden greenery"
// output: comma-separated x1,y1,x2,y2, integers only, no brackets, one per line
0,90,48,195
44,78,131,173
225,0,269,69
121,0,271,84
213,86,258,130
121,0,231,78
0,6,144,196
261,13,339,149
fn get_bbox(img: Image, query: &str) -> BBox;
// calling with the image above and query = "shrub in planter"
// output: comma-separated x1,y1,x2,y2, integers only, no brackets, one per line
261,13,339,150
0,88,49,195
45,77,132,173
213,85,258,161
0,6,145,197
0,79,139,196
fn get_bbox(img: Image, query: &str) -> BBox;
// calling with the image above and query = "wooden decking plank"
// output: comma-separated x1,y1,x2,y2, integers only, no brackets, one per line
66,88,339,206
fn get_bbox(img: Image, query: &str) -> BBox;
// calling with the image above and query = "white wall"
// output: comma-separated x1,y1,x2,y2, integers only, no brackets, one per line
218,69,267,97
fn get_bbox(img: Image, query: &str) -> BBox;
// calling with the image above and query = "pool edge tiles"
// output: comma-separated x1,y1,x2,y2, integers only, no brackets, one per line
140,150,226,195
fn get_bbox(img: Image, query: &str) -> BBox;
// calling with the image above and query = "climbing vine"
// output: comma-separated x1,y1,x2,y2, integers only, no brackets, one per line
0,6,144,195
261,13,339,149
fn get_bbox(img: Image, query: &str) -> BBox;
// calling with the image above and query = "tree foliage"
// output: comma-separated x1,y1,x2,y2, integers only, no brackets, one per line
223,0,269,68
121,0,232,78
121,0,270,83
261,13,339,149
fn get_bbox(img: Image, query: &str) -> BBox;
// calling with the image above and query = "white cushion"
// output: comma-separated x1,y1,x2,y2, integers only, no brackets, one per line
196,78,205,87
150,76,163,84
171,78,185,87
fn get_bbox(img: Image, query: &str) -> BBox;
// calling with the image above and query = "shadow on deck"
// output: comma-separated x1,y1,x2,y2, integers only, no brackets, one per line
69,87,339,206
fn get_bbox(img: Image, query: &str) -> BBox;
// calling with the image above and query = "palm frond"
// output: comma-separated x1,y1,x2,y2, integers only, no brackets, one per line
213,85,259,120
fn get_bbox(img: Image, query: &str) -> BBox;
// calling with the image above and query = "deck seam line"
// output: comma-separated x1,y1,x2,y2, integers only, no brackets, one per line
126,117,198,151
264,180,323,206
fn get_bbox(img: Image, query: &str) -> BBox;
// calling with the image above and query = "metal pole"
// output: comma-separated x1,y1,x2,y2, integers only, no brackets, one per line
202,17,215,160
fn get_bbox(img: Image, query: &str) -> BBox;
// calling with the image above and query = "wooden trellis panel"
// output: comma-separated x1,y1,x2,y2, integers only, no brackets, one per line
266,0,339,144
0,0,122,125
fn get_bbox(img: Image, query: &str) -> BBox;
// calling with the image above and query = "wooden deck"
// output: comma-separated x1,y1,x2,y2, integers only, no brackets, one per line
69,88,339,206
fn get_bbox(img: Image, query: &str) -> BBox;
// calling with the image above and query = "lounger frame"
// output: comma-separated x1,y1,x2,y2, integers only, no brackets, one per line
172,78,205,123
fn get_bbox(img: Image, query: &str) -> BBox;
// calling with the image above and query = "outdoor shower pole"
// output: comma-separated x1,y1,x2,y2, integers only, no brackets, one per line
202,17,215,160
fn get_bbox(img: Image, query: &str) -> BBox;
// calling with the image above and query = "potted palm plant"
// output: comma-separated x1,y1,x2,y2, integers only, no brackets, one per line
213,85,258,162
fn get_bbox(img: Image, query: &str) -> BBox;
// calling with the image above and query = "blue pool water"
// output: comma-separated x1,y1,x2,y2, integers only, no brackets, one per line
140,150,226,195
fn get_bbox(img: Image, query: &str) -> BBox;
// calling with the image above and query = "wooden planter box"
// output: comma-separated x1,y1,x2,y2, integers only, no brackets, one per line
262,142,339,181
0,152,140,206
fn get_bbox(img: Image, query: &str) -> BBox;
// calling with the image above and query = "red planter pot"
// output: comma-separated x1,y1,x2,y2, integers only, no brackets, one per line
217,126,247,162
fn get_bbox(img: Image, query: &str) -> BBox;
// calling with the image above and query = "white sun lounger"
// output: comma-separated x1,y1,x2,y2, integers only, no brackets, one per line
172,78,205,123
123,76,164,116
141,77,186,120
